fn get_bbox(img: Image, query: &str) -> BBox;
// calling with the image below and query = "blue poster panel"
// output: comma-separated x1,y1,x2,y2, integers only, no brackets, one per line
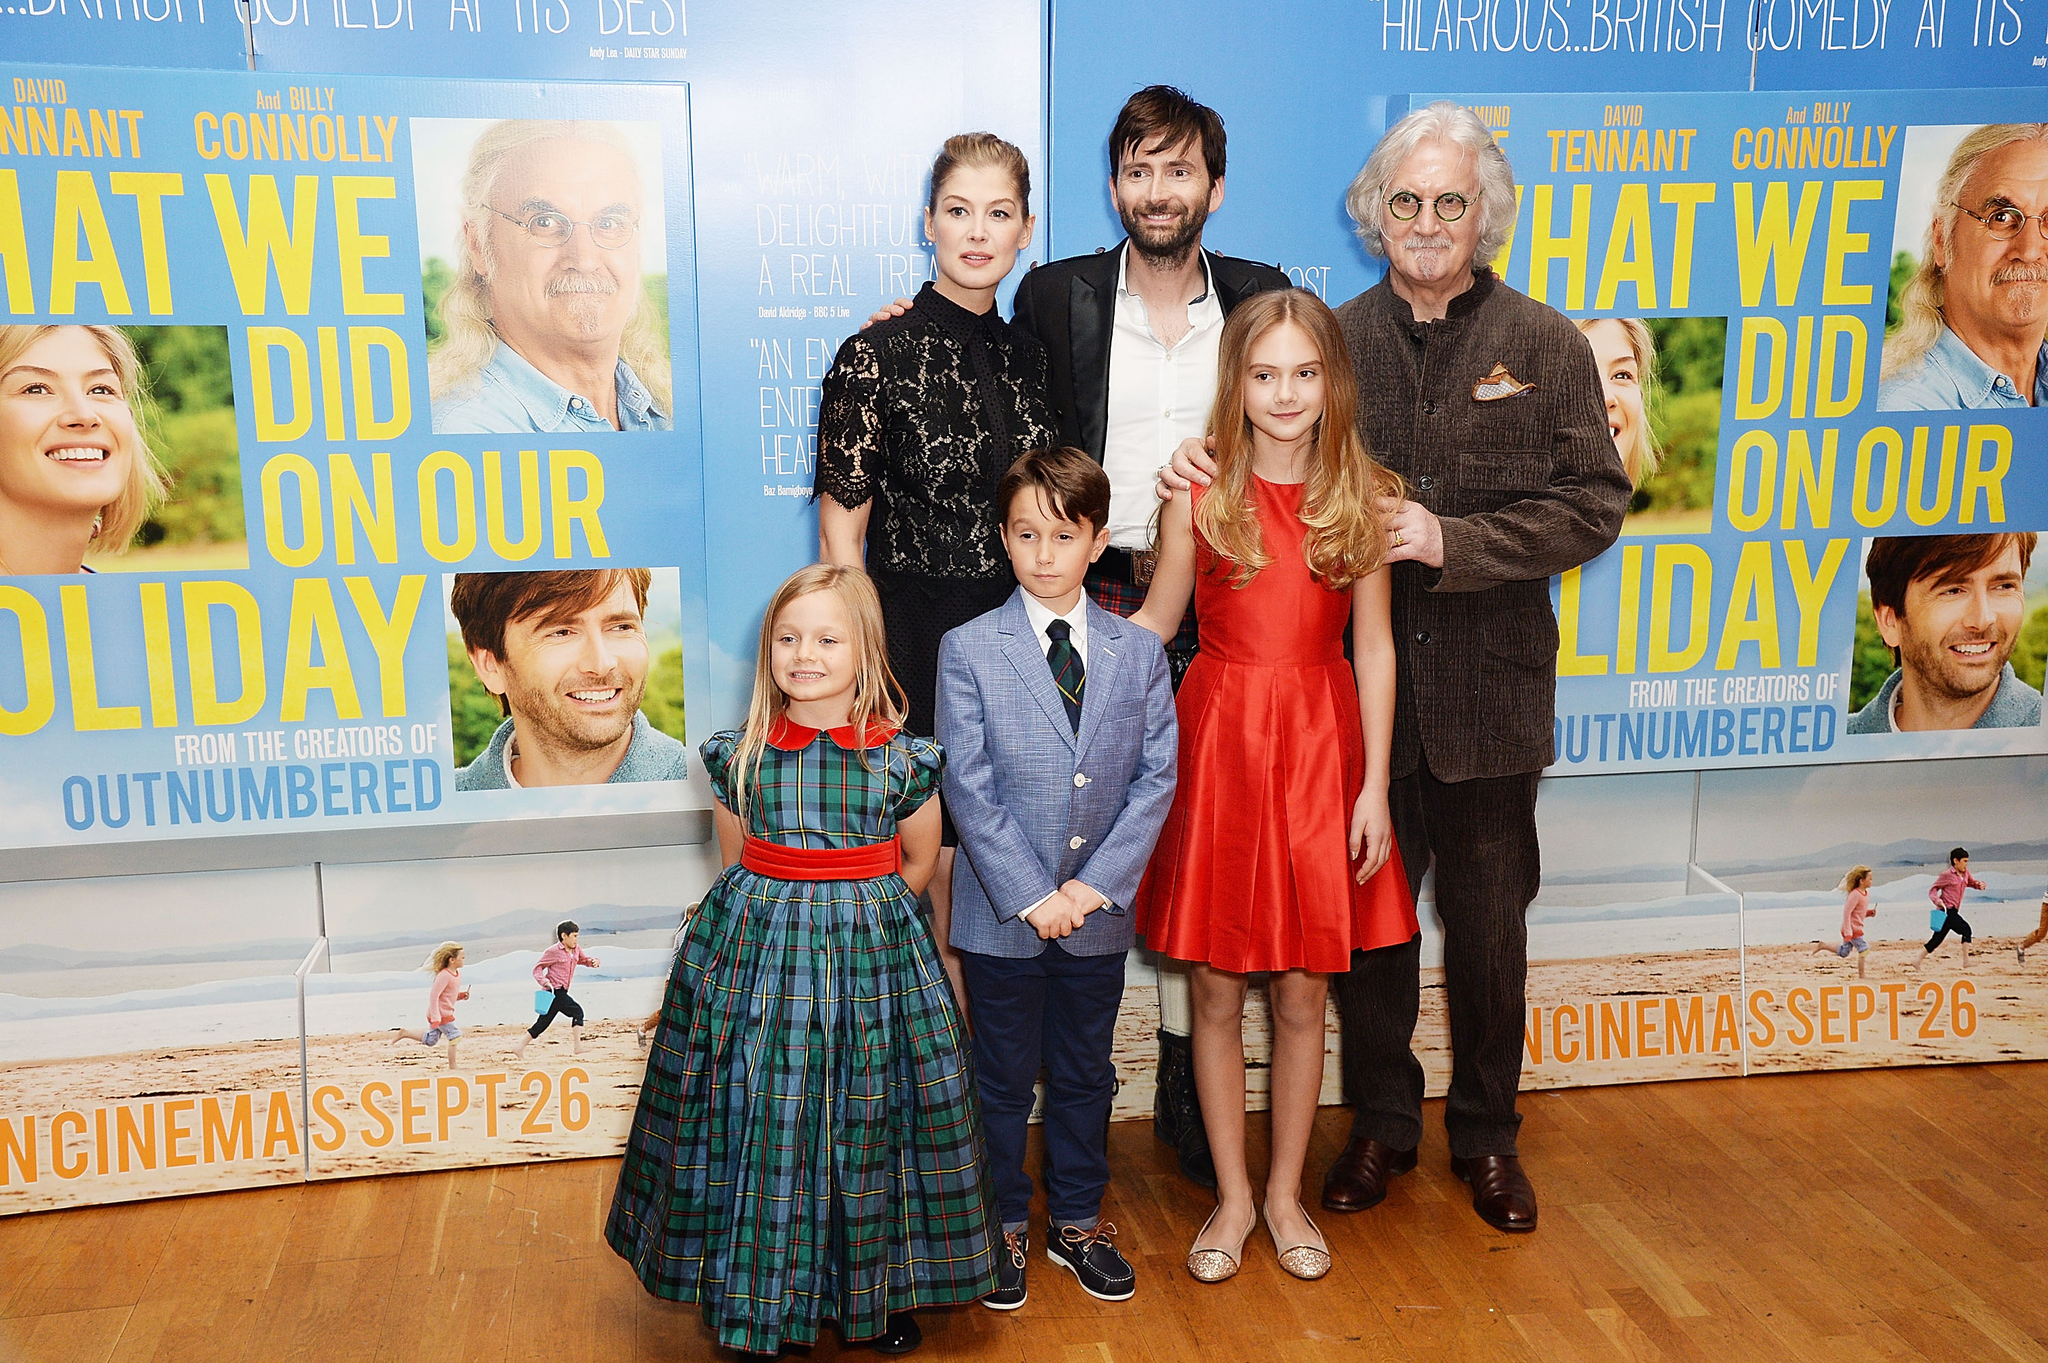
249,1,1047,729
3,4,247,70
0,62,705,849
1423,88,2048,773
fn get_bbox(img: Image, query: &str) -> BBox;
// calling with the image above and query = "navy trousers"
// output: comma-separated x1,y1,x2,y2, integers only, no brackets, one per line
961,943,1127,1228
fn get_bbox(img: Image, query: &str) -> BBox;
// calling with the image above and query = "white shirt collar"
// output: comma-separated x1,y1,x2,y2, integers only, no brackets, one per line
502,729,525,788
1020,591,1088,660
1114,242,1215,306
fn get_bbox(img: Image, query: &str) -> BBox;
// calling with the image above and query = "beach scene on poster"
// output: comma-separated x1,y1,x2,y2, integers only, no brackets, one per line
0,866,319,1215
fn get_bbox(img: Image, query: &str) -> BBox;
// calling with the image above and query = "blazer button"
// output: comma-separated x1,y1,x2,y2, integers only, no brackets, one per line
1069,835,1086,849
1418,475,1436,491
1422,399,1442,416
1415,630,1432,645
1074,773,1088,787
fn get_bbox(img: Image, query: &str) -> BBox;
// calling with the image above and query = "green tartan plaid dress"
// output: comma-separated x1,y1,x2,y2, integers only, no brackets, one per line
605,718,998,1352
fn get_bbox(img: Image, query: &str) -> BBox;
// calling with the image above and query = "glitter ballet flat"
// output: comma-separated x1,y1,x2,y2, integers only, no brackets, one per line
1185,1206,1253,1283
1264,1202,1332,1280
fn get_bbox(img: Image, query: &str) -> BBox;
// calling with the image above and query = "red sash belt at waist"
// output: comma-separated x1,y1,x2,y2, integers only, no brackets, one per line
740,835,902,880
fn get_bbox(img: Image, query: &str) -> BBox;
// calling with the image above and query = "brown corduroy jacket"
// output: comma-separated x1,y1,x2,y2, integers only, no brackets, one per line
1337,270,1631,784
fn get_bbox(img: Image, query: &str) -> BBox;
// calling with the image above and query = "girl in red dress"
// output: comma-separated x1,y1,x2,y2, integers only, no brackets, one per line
1131,288,1416,1284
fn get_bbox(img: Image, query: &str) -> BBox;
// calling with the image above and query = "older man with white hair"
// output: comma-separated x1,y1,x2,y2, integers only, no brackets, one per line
1879,124,2048,411
431,119,672,434
1167,101,1628,1234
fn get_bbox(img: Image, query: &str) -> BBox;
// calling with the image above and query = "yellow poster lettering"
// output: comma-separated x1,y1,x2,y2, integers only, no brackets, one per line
418,450,478,562
1733,180,1822,307
1593,182,1657,310
106,171,183,315
0,586,59,736
1820,179,1884,306
1960,425,2010,525
347,326,410,440
1554,566,1607,676
0,170,33,314
346,575,426,718
248,326,314,442
260,452,324,566
330,451,398,565
549,449,609,559
1648,543,1712,673
333,176,403,315
485,449,545,560
181,580,266,726
1783,539,1848,668
280,577,363,722
207,173,320,315
1714,540,1781,670
1778,429,1836,530
50,170,132,315
59,585,142,730
1526,182,1591,308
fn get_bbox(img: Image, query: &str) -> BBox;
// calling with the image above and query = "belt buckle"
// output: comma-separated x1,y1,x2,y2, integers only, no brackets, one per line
1132,547,1158,586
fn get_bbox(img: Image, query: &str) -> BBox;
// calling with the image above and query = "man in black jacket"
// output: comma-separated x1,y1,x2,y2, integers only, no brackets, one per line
1012,86,1287,1192
1166,101,1630,1233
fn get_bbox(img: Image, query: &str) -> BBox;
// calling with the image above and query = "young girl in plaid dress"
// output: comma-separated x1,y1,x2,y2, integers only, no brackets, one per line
606,564,997,1357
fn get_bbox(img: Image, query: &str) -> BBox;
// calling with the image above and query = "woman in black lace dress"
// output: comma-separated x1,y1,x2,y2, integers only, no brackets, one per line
814,132,1057,1009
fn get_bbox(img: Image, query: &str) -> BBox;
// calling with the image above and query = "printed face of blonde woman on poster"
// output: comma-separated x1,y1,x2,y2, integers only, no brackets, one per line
0,325,166,576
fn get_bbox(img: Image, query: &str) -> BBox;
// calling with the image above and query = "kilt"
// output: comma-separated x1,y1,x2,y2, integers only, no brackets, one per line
604,861,997,1353
1084,571,1198,687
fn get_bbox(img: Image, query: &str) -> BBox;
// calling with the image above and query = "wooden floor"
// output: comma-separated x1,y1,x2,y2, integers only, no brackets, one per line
6,1062,2048,1362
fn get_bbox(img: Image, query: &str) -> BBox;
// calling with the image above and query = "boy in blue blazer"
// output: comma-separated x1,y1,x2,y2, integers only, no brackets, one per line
937,447,1178,1309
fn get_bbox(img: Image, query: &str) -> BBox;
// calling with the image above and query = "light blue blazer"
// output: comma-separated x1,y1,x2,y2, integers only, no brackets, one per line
937,589,1178,959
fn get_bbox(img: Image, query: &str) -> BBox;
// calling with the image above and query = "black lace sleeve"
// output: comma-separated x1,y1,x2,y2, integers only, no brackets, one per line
814,332,885,509
1013,335,1059,448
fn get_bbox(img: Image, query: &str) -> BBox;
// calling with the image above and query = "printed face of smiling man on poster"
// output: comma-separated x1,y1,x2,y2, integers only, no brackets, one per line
447,567,689,790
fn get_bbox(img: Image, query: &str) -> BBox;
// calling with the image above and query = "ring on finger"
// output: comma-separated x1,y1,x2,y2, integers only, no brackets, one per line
1392,530,1406,547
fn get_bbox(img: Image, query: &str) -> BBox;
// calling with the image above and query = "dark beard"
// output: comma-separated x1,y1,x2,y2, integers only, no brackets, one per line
1120,197,1209,269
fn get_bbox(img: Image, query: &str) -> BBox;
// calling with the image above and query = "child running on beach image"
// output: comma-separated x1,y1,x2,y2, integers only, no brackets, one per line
391,942,470,1069
516,920,600,1059
1912,847,1984,971
2019,889,2048,965
1811,868,1876,978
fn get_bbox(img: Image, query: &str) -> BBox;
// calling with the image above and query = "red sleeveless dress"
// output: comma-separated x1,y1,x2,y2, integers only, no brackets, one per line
1134,476,1417,973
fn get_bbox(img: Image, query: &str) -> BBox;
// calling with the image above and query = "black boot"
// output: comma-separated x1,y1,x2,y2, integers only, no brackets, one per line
1153,1031,1215,1188
871,1312,921,1354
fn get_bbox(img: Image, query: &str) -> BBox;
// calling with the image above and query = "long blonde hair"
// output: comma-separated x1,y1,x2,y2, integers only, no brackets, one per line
1196,289,1400,589
1838,865,1873,895
0,324,168,554
1883,123,2048,381
428,120,672,415
1575,316,1662,489
427,941,464,972
727,564,906,822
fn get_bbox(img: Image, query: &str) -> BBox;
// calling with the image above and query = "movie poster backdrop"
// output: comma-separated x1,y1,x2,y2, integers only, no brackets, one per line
0,64,705,851
1424,88,2048,774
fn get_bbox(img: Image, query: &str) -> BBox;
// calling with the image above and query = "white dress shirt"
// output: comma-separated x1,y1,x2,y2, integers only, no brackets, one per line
1020,591,1089,664
1101,246,1227,550
1015,592,1103,921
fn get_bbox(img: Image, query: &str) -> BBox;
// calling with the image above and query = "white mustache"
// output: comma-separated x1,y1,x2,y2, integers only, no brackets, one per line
1992,262,2048,285
1403,233,1453,250
547,271,618,297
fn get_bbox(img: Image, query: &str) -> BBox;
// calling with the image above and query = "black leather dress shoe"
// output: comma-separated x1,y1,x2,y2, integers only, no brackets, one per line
1319,1136,1418,1212
1449,1154,1538,1232
870,1311,922,1354
1153,1031,1217,1189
